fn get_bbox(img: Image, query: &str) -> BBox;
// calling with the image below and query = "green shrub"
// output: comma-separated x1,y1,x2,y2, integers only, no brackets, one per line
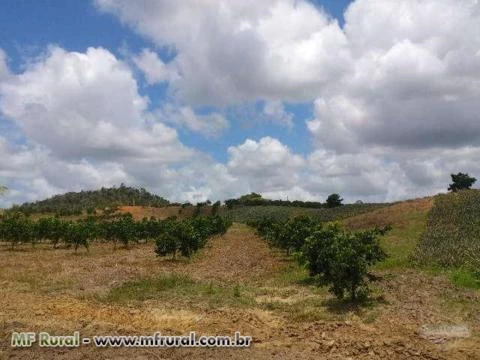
255,216,317,255
113,215,137,248
300,223,388,300
155,233,179,258
155,215,232,259
0,212,34,249
65,222,90,252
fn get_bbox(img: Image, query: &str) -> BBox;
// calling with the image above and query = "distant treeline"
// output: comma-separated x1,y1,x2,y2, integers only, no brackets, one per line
10,185,169,216
225,198,326,209
225,192,334,209
8,187,374,217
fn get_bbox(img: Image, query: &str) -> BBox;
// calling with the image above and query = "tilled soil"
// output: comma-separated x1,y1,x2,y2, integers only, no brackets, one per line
181,224,283,282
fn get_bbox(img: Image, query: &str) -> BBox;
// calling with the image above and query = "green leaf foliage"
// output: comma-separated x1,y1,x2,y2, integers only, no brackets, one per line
300,223,388,300
448,173,477,192
155,215,232,259
249,216,389,300
0,211,231,256
326,193,343,208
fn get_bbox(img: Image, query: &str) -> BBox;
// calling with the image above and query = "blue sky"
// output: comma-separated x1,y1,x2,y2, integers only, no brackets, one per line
0,1,352,58
0,0,479,206
0,0,350,163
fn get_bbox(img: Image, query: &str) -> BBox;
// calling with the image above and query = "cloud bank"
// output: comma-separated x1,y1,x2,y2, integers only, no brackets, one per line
1,0,479,206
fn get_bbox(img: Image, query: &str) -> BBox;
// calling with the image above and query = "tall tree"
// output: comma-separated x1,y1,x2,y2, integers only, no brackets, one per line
448,173,477,192
326,193,343,208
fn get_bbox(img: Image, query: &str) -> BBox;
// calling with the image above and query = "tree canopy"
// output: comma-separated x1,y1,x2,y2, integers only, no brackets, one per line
326,193,343,208
9,185,169,215
301,223,389,300
225,193,326,209
448,173,477,192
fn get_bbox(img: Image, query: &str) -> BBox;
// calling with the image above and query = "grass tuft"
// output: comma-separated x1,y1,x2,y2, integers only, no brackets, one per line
449,268,480,289
102,273,254,307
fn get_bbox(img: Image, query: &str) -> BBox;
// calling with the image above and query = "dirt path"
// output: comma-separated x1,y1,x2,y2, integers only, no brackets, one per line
183,223,283,282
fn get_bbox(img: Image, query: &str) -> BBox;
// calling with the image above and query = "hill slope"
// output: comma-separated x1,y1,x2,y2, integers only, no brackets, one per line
414,190,480,268
343,197,433,269
12,185,169,215
223,203,387,223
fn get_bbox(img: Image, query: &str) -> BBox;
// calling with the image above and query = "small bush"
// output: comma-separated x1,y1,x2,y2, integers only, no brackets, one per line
300,223,388,300
155,233,179,258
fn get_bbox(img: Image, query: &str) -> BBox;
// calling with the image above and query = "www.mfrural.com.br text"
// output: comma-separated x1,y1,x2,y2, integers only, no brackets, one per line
11,331,252,348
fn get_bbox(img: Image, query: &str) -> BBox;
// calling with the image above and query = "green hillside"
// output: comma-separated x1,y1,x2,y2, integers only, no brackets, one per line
223,203,387,223
414,190,480,269
10,185,170,215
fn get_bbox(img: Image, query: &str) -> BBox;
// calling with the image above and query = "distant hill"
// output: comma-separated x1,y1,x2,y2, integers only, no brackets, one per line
10,185,170,215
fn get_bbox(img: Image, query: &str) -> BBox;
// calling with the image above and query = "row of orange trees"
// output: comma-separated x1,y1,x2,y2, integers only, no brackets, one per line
155,215,231,259
249,216,390,300
0,212,231,255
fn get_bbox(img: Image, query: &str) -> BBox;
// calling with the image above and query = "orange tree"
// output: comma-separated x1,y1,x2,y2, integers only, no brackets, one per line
300,223,389,300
